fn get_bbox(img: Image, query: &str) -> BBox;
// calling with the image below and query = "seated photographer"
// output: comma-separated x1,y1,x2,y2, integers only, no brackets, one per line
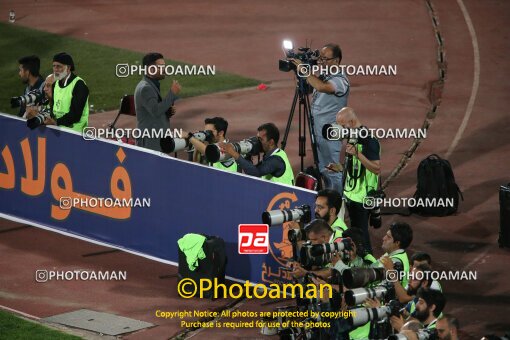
410,251,442,292
327,107,380,253
315,189,348,234
381,261,434,314
44,52,89,132
25,74,55,120
436,314,459,340
290,219,344,280
333,228,377,274
221,123,294,185
376,222,413,288
286,188,347,234
182,117,237,172
15,55,45,117
391,288,446,333
309,274,351,340
331,228,377,340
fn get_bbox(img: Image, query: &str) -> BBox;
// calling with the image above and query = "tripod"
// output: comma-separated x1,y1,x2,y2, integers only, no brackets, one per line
281,76,321,182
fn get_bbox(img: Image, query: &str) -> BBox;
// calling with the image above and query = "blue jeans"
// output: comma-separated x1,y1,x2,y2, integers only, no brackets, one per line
316,134,343,193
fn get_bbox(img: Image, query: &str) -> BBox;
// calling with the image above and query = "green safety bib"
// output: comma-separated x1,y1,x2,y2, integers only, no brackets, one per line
53,76,89,132
263,149,294,185
344,143,380,203
331,217,348,236
213,160,238,173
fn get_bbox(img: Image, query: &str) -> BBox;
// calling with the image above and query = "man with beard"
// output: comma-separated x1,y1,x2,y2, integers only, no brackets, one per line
221,123,294,185
413,288,445,330
315,189,348,234
44,52,89,132
289,219,343,280
135,52,181,151
381,261,433,306
436,314,460,340
16,55,45,117
387,264,434,332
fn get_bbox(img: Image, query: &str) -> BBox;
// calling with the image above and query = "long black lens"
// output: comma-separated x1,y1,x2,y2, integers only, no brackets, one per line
342,267,385,289
344,285,389,306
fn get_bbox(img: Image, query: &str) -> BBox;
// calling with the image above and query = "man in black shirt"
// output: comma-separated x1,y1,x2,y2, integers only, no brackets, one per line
16,55,45,117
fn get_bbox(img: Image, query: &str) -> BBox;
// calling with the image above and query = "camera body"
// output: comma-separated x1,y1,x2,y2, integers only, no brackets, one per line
299,241,333,269
279,46,319,73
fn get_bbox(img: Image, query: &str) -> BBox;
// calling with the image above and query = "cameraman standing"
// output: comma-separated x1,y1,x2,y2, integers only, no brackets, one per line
292,43,349,192
328,107,380,253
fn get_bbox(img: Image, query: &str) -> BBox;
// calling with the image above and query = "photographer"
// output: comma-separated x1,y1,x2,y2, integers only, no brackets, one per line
436,314,460,340
410,251,443,292
328,107,380,253
182,117,237,172
333,228,377,274
413,288,446,330
221,123,294,185
16,55,45,117
332,228,377,340
25,74,55,120
315,189,348,234
292,43,349,192
290,219,343,280
390,288,445,334
44,52,89,132
378,222,412,287
383,263,434,326
135,52,181,151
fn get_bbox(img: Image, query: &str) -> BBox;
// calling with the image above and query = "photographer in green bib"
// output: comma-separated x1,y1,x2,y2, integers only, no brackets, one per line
44,53,89,132
182,117,238,173
327,107,380,254
315,189,348,235
221,123,294,185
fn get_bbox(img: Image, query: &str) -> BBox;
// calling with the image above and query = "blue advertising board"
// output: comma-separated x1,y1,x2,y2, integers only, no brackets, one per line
0,113,316,284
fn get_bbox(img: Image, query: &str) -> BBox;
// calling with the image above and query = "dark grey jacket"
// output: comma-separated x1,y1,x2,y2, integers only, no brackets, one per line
134,76,176,151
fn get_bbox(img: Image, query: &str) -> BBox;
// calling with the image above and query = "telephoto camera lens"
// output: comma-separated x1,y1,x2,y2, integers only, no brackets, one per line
347,300,403,327
344,283,394,306
342,267,386,289
205,136,261,163
262,205,311,226
10,90,44,108
160,130,213,153
26,108,52,130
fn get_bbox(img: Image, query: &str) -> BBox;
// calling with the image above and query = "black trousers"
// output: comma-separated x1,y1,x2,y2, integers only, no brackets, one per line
346,199,372,253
